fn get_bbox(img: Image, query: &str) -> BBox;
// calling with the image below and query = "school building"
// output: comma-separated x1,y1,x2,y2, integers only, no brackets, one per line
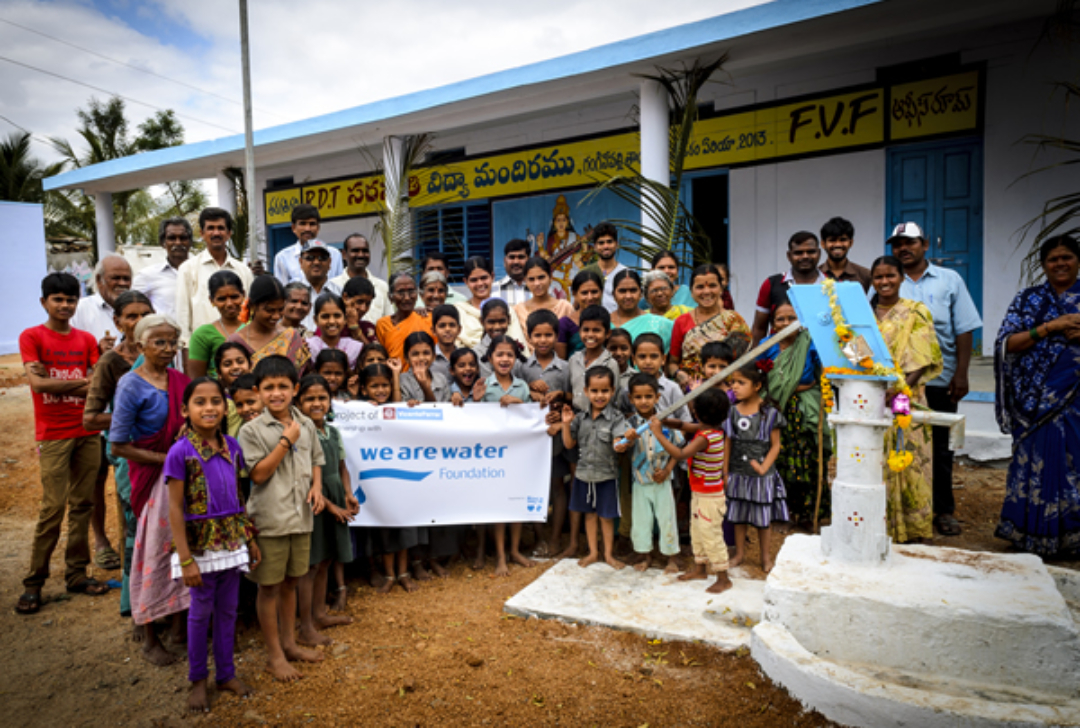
43,0,1073,354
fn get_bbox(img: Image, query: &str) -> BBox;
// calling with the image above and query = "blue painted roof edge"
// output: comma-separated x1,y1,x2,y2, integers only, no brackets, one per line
44,0,880,191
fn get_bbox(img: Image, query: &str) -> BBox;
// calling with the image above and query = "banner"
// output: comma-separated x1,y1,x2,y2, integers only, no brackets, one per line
888,71,979,140
333,401,551,527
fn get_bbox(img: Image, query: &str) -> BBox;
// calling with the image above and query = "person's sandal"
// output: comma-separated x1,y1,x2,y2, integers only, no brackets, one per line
15,591,42,615
66,577,110,596
94,546,122,571
934,514,962,537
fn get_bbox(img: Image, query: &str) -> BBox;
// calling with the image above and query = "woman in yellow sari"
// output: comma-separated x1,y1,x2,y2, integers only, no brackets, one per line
228,275,311,371
871,255,943,543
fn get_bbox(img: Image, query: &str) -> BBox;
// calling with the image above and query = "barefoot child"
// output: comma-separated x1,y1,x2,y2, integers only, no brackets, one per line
606,327,634,396
237,355,326,681
481,335,535,576
165,377,260,711
648,388,734,593
522,309,571,558
296,375,358,646
559,366,629,570
723,361,789,573
623,373,683,573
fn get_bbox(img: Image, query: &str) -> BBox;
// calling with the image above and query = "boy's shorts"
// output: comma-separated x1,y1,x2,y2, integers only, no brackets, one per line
570,478,620,519
247,533,310,585
551,451,571,481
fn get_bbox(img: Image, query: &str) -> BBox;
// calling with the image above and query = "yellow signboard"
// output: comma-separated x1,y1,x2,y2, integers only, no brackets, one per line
265,71,979,223
889,71,979,140
686,88,885,169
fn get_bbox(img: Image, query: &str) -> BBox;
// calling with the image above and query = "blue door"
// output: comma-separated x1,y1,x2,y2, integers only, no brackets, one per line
887,138,983,344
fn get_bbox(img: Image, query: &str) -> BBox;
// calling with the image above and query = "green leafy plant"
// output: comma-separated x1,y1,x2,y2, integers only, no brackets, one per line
584,56,727,267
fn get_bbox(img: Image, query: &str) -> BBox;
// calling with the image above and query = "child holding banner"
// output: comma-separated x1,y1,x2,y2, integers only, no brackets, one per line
522,309,572,559
295,374,357,643
399,332,452,404
481,335,534,577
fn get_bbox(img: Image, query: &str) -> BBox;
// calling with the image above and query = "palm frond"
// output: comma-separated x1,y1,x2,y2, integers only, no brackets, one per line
581,56,726,270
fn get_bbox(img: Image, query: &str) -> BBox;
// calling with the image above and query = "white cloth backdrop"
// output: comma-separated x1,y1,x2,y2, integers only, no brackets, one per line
335,401,551,527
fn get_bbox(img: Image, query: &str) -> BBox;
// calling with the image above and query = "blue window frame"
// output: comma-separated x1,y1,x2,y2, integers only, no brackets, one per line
414,202,492,281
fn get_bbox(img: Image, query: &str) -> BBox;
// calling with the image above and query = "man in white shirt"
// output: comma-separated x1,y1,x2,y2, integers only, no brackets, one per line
491,238,531,305
131,217,192,319
273,203,343,285
583,222,626,313
175,207,255,343
326,233,393,323
72,253,132,351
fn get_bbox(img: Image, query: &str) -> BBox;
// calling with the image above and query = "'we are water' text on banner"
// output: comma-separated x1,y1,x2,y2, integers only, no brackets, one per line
333,402,552,527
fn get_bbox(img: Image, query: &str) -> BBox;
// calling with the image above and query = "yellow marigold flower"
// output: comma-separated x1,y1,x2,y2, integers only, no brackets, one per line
895,414,911,429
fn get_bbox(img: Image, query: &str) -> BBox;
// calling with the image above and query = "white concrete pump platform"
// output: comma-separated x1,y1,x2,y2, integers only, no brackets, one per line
752,535,1080,727
503,558,764,650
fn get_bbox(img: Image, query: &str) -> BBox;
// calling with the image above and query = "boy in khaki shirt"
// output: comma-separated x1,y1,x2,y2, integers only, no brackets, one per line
238,355,325,682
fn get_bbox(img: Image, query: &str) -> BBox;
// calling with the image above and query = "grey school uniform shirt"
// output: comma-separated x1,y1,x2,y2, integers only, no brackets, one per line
521,354,570,455
568,348,621,413
238,406,326,537
399,369,452,402
569,405,629,483
617,373,692,423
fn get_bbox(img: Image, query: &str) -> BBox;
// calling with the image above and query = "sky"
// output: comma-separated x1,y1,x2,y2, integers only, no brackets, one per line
0,0,766,173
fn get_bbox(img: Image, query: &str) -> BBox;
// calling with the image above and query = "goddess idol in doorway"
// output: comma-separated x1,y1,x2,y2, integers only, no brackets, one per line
541,195,594,298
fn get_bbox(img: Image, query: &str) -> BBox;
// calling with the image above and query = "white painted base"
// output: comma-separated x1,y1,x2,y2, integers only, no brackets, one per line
504,558,764,650
753,535,1080,727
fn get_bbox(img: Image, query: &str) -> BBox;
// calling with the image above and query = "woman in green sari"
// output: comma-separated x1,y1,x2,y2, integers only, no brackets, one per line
871,256,943,543
609,269,673,350
762,300,831,526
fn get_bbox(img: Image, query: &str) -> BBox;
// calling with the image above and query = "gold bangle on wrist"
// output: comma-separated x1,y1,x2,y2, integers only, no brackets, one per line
180,557,195,567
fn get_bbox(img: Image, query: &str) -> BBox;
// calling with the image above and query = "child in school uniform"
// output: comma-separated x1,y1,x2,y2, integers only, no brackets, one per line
473,298,528,379
340,275,377,346
165,377,259,712
522,309,572,558
295,375,358,644
559,366,629,570
400,331,452,404
624,373,683,573
607,327,634,396
430,305,461,382
567,305,621,414
237,355,326,682
449,348,484,406
648,387,735,594
606,327,636,556
348,343,390,400
479,335,534,576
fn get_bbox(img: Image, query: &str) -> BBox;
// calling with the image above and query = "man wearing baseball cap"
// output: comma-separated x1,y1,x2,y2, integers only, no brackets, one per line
298,239,334,330
888,222,981,537
273,203,344,285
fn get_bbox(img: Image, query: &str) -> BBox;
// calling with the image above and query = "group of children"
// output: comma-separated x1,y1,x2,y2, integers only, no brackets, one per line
22,267,793,714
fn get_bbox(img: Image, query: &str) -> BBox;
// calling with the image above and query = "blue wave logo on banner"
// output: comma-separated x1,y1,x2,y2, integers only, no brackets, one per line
359,469,434,482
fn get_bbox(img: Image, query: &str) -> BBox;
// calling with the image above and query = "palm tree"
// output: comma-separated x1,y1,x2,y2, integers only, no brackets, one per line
0,131,60,203
364,133,435,275
584,56,728,267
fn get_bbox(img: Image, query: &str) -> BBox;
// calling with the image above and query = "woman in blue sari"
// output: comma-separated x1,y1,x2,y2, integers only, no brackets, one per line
995,235,1080,556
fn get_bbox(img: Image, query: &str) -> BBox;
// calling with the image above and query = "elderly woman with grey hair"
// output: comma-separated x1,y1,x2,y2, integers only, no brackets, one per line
110,315,191,666
420,269,449,312
643,269,693,321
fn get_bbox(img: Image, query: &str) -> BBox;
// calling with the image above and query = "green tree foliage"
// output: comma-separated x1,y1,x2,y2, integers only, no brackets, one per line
0,131,62,203
46,96,205,248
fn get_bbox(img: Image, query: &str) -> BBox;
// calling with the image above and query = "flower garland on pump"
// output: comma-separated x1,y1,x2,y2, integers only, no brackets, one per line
820,279,913,472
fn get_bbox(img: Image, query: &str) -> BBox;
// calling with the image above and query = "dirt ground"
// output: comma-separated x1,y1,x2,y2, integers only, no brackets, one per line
0,353,1074,727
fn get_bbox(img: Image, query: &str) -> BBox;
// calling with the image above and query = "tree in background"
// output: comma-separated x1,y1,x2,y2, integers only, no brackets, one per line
46,96,205,248
0,131,62,204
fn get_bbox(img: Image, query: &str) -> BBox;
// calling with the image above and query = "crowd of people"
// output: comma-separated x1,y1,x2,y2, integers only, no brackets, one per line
13,200,1080,710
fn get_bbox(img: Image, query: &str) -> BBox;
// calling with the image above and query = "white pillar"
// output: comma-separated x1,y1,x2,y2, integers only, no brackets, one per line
93,191,116,256
820,378,892,564
639,79,670,254
382,136,409,273
216,171,236,216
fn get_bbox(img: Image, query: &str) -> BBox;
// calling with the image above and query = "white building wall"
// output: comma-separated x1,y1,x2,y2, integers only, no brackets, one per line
728,150,885,318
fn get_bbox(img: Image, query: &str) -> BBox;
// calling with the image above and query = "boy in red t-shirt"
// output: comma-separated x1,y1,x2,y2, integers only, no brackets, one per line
16,273,107,614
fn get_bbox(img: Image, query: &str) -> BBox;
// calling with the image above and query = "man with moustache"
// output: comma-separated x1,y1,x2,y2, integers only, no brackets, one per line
326,233,393,322
176,207,254,343
750,231,826,345
132,217,193,319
